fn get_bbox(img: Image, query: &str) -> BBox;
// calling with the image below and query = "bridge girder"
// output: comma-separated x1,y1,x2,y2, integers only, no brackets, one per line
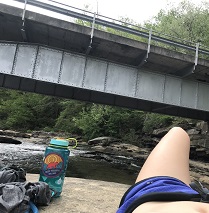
1,42,209,120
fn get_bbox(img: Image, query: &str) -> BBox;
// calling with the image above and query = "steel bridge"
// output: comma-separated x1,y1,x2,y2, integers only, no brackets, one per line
1,0,209,120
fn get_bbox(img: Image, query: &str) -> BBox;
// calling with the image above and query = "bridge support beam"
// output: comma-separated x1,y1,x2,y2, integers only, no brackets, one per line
1,42,209,120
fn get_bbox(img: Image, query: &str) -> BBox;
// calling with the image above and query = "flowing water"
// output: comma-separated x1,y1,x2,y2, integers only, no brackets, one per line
0,141,138,185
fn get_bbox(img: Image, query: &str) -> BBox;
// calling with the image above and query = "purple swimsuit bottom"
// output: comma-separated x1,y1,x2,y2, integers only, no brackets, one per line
117,176,202,213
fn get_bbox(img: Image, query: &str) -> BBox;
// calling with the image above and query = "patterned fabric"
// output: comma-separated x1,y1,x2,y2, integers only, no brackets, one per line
117,176,200,213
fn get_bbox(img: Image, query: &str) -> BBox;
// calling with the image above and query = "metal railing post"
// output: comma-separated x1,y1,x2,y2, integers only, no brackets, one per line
21,0,28,41
195,42,200,66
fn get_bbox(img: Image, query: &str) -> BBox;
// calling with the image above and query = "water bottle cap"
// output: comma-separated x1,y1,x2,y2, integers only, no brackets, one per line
50,138,69,147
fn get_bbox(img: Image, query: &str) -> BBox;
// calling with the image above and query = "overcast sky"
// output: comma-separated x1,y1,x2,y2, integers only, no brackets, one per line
0,0,205,24
62,0,204,23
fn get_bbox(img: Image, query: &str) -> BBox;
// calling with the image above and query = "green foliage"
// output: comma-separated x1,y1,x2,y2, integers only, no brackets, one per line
122,129,140,146
54,100,90,133
144,0,209,57
74,104,145,140
105,17,142,41
0,89,61,130
151,1,209,44
143,113,173,134
76,0,209,58
75,5,149,43
74,104,106,140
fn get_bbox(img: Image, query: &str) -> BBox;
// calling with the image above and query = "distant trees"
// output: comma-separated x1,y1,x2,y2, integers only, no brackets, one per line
76,1,209,56
0,89,174,144
74,104,145,140
147,1,209,46
0,90,61,130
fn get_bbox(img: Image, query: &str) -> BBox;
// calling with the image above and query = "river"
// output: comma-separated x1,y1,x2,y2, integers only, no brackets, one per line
0,140,138,185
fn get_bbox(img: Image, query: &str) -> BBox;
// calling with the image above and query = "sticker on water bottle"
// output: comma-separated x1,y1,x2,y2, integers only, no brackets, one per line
42,153,64,177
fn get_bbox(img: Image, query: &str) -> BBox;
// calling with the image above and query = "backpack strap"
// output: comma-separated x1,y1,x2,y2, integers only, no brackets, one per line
24,201,39,213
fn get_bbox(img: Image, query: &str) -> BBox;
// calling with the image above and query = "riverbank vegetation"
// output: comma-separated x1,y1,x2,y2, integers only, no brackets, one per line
0,89,176,143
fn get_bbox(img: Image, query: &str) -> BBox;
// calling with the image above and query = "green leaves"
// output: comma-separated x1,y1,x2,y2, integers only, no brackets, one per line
143,113,173,134
151,0,209,46
74,104,145,141
0,89,61,130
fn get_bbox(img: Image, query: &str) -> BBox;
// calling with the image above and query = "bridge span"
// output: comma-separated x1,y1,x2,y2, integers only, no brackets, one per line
1,1,209,120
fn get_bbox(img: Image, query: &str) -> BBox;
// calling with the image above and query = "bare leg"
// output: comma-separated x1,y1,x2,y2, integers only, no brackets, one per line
136,127,191,185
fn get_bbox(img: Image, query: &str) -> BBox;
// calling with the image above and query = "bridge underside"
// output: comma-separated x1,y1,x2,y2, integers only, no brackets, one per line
1,42,209,120
0,73,208,120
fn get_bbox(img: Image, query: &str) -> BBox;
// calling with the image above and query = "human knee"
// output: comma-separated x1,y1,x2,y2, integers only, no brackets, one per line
169,127,190,140
170,126,186,132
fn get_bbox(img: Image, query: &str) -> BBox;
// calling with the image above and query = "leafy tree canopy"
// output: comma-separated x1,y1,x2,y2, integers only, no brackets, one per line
145,1,209,46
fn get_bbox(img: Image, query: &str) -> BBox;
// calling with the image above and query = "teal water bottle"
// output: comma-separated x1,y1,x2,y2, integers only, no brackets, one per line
39,138,77,197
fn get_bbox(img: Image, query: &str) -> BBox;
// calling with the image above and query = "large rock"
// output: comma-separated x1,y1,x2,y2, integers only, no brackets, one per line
152,128,169,138
88,137,120,146
196,121,209,134
0,130,31,138
187,128,200,135
31,131,57,138
0,136,22,144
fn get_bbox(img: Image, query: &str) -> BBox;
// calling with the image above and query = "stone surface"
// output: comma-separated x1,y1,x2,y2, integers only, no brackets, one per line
152,128,169,138
27,174,130,213
88,137,120,146
0,136,22,144
196,121,208,134
187,128,200,135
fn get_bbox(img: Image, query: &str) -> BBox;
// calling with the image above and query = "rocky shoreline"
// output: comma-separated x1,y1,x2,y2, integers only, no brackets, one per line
82,121,209,187
1,121,209,187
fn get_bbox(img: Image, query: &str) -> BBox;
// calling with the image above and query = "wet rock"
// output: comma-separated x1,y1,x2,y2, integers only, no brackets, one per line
191,139,206,146
152,128,169,138
31,131,57,139
82,142,146,170
0,136,21,144
90,145,105,152
196,121,209,134
80,152,97,159
88,137,120,146
196,148,207,157
128,163,141,171
190,134,204,141
141,135,155,148
187,129,200,135
175,120,195,130
102,143,140,155
0,130,31,138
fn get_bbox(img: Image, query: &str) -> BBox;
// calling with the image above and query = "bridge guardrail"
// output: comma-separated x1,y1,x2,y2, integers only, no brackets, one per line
12,0,209,60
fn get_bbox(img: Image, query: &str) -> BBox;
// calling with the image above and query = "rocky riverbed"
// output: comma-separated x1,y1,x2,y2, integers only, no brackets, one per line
0,131,138,184
1,121,209,187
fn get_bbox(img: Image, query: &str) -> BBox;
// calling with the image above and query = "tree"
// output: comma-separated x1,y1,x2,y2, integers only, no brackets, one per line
74,104,145,141
0,89,62,130
145,1,209,49
54,100,90,133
